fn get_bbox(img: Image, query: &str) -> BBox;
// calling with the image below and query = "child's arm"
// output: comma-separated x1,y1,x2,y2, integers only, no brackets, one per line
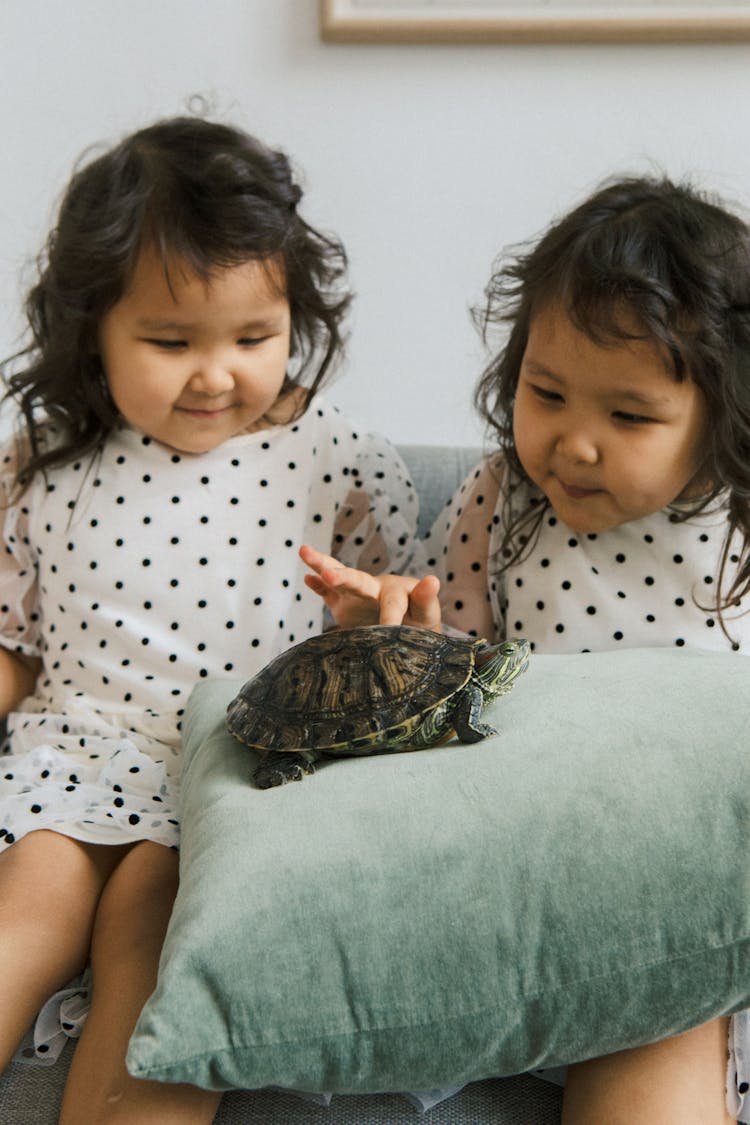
425,456,504,640
0,449,43,710
300,544,442,630
0,648,40,715
0,522,42,709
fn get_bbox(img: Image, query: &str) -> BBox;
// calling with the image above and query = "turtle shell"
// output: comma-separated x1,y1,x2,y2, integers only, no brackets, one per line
226,624,477,755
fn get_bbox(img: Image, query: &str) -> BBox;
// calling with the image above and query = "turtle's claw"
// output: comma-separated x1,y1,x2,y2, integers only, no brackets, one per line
253,751,316,789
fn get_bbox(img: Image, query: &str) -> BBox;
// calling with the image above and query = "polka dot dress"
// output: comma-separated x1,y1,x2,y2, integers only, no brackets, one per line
502,503,746,655
427,454,750,1122
0,397,419,859
429,455,749,655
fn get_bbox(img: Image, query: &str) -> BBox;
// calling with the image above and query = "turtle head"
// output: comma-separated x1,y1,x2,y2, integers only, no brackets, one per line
473,637,530,699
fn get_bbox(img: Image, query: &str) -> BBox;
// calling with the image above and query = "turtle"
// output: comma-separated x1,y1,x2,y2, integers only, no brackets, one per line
226,625,530,789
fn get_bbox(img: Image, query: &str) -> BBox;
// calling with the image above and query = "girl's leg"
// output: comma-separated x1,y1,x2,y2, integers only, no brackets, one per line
59,839,221,1125
0,830,129,1069
562,1017,735,1125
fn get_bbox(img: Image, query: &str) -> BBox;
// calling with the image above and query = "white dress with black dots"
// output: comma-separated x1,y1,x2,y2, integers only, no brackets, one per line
427,454,749,654
0,397,419,859
425,454,750,1122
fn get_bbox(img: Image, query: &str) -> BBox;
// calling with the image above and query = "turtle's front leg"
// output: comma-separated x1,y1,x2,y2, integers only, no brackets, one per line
452,684,497,743
253,750,319,789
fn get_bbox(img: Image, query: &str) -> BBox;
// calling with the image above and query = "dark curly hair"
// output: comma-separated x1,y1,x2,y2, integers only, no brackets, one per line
2,115,351,484
474,174,750,630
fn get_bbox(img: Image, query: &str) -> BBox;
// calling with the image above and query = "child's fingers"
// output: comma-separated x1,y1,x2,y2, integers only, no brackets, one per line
301,545,442,632
407,575,442,631
378,585,412,626
318,566,382,600
303,574,329,597
299,543,338,577
376,575,429,626
301,545,380,601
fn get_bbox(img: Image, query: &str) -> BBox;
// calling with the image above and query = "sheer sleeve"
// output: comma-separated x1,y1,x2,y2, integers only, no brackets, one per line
424,456,504,641
331,431,423,577
0,440,42,660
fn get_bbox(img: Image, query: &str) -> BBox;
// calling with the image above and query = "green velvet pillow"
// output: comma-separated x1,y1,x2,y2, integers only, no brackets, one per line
127,648,750,1093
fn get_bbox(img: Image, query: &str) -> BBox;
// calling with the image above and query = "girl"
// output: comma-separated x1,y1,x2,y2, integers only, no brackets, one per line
302,175,750,1124
0,115,419,1123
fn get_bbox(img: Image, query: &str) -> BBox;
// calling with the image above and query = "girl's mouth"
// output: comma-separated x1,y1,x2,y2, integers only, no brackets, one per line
177,405,231,418
559,480,602,500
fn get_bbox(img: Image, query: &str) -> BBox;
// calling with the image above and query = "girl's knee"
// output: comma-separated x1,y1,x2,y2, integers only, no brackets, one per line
0,832,123,916
5,828,85,866
562,1020,734,1125
4,830,130,878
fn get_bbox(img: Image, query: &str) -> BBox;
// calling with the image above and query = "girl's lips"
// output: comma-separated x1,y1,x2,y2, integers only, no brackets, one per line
177,405,231,418
559,480,602,500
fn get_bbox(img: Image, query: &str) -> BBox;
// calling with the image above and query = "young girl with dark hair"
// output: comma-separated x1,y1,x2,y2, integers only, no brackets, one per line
0,114,418,1122
303,175,750,1124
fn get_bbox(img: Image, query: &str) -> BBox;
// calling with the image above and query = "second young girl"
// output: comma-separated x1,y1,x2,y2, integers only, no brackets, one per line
303,174,750,1124
0,115,419,1123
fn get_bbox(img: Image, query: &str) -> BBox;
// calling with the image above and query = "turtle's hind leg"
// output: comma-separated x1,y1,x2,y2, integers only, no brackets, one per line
254,750,318,789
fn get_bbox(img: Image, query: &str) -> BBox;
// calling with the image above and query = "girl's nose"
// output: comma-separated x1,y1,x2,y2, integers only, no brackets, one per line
555,426,599,465
189,359,235,395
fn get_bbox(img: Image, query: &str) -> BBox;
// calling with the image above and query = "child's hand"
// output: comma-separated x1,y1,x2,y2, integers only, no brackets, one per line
300,544,442,631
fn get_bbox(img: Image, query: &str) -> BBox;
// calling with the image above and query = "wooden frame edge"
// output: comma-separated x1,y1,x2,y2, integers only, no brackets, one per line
319,0,750,44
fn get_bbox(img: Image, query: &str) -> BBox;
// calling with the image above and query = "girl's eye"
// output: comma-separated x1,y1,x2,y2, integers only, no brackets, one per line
237,336,267,347
145,339,186,351
531,384,563,404
613,411,655,425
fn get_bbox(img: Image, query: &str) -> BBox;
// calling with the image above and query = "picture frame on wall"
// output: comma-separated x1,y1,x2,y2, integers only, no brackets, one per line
319,0,750,43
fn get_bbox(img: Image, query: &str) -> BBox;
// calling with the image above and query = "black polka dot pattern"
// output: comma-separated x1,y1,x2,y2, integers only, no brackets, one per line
433,457,748,656
0,399,420,856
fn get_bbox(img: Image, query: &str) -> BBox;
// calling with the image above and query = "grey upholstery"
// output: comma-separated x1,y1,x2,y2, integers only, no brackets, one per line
0,442,563,1125
0,1040,563,1123
398,442,482,537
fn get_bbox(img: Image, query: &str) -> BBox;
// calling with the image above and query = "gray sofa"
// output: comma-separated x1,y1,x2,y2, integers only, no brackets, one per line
0,443,563,1124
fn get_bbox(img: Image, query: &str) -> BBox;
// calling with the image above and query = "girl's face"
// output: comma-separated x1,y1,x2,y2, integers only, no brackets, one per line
513,303,709,534
98,246,292,454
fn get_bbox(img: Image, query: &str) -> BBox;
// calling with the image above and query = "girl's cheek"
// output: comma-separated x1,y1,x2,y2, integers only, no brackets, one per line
511,398,525,442
512,402,533,460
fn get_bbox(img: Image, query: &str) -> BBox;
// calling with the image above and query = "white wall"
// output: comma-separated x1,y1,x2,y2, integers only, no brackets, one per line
3,0,750,445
